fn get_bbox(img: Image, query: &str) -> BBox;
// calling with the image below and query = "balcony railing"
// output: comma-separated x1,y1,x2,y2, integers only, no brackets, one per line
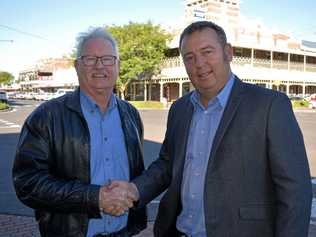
306,63,316,72
232,56,251,66
162,56,316,73
272,60,288,70
162,57,183,68
253,58,271,68
290,62,304,71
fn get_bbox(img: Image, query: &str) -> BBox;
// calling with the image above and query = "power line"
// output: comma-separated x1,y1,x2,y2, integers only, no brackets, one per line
0,24,49,41
0,40,14,43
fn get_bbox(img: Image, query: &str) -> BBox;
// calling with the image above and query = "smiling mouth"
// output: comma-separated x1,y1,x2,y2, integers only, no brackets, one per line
198,71,212,79
92,73,107,79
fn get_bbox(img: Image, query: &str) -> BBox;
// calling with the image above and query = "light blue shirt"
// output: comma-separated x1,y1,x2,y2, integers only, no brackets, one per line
80,91,130,237
176,74,235,237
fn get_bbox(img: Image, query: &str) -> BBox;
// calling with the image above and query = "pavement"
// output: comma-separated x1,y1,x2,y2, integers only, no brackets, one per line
1,103,316,236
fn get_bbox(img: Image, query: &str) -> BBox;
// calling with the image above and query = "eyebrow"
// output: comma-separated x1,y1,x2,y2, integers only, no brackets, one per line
200,45,215,51
183,45,216,56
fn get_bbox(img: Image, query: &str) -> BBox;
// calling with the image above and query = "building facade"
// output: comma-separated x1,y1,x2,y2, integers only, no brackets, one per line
128,0,316,102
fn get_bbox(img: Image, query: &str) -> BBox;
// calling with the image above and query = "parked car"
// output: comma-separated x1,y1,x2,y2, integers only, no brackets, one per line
309,98,316,109
0,91,8,103
289,96,304,101
53,89,74,98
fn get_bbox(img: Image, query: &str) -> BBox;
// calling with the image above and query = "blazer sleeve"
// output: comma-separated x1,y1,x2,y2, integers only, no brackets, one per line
132,104,176,207
267,93,312,237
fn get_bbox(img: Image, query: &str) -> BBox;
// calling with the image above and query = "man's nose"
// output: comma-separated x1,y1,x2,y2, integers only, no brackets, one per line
195,56,205,67
95,58,104,68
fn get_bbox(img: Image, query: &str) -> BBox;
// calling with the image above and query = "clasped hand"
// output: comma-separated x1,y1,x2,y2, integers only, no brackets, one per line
98,180,139,216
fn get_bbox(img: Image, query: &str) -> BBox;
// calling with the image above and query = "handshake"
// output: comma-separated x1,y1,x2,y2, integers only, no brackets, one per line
98,180,139,216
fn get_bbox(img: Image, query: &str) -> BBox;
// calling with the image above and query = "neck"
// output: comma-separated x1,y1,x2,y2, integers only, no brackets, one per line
199,72,232,108
94,92,112,113
83,88,113,113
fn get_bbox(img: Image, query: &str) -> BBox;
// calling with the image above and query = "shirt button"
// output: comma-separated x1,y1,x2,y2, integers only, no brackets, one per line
104,137,107,141
105,157,109,162
191,194,195,199
189,214,193,218
195,172,200,176
201,130,205,134
204,111,208,114
199,151,203,155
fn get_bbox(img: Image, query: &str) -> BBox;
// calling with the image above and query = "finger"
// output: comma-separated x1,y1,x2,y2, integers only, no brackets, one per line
107,180,122,189
126,190,138,201
111,205,126,216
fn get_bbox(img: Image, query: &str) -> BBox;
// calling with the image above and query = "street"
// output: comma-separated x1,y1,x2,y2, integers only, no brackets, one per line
0,99,316,236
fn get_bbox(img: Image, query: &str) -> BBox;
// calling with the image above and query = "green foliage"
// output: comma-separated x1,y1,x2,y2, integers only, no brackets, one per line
0,102,9,110
129,100,164,109
291,100,309,108
0,71,14,85
107,22,171,98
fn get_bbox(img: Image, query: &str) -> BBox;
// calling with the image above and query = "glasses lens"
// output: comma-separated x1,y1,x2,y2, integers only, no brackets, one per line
80,56,116,66
82,56,97,66
101,56,115,66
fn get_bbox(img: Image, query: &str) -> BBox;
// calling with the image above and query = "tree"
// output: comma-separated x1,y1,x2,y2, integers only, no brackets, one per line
108,22,171,99
0,71,14,85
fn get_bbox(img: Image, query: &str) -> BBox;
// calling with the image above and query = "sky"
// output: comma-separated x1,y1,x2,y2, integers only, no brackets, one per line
0,0,315,78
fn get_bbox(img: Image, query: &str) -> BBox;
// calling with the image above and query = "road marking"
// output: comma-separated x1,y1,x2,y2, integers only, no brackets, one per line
0,119,20,128
312,198,316,219
294,110,316,113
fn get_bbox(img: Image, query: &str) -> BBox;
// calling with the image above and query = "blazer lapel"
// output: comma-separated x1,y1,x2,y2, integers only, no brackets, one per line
208,77,245,164
173,96,194,182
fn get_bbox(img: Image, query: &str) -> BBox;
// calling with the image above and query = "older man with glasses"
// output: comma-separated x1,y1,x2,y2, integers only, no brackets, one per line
12,27,147,237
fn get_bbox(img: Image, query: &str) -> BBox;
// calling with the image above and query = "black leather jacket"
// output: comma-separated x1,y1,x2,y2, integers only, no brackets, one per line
13,89,147,237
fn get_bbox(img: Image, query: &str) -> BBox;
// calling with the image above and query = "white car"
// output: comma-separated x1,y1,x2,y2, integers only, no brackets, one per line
53,89,74,99
309,100,316,109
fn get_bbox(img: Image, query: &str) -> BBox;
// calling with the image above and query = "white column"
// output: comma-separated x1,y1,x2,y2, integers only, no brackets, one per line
251,48,254,67
302,83,305,97
144,82,147,101
286,83,290,95
179,82,183,98
159,82,164,102
132,83,136,100
148,83,152,100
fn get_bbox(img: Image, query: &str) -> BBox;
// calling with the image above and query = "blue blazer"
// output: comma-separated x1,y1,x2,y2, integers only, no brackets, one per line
134,77,312,237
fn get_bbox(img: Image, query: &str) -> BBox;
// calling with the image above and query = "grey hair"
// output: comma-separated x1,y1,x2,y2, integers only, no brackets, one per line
76,27,119,58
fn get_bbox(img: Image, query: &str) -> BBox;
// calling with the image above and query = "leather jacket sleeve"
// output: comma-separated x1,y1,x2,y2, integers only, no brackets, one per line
12,103,101,218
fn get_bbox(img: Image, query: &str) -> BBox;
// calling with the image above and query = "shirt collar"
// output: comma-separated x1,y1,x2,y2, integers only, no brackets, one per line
190,73,235,110
80,90,117,113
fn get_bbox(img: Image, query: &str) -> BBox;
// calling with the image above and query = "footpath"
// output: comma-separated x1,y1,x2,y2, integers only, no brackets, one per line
0,214,315,237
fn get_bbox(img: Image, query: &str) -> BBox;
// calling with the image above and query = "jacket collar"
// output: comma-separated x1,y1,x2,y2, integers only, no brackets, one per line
65,88,123,117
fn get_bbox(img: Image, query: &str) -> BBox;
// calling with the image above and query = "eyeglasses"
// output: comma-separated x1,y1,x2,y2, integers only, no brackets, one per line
78,55,117,66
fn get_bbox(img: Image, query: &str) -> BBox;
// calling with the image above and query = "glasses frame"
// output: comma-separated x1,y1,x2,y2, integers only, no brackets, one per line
78,55,117,66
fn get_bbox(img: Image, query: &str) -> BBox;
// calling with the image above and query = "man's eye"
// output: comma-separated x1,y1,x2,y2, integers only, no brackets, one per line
184,56,194,62
85,57,96,61
203,50,213,55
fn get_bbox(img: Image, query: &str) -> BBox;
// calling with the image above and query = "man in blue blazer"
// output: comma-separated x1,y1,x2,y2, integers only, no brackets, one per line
112,21,312,237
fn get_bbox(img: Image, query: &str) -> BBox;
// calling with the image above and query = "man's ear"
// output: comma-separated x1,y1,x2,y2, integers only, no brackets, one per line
224,43,233,62
74,59,79,70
